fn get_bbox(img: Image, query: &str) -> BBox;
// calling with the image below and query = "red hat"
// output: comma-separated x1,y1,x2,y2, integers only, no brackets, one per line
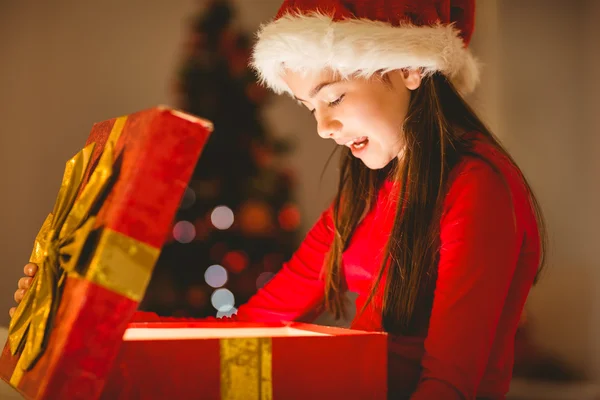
251,0,479,95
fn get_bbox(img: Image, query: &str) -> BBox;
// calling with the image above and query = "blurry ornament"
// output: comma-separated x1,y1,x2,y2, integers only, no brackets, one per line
211,205,234,230
211,288,235,312
173,221,196,243
205,264,228,288
222,250,249,274
251,142,275,168
186,285,208,309
238,200,273,236
278,203,301,231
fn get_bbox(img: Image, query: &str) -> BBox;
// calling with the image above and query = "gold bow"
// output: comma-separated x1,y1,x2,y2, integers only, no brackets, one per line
8,117,126,373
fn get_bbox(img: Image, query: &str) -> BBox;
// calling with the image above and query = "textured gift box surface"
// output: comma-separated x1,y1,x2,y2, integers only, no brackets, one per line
102,321,388,400
0,106,212,399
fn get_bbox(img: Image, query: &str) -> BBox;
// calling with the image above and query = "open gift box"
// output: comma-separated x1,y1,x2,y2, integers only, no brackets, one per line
0,106,388,399
104,321,387,399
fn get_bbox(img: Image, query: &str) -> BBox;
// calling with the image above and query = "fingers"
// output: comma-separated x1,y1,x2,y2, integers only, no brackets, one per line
9,307,16,318
18,277,33,290
14,289,26,303
24,263,38,277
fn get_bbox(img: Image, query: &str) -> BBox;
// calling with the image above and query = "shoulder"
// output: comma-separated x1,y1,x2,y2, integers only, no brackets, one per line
443,132,524,215
442,132,538,234
448,132,523,190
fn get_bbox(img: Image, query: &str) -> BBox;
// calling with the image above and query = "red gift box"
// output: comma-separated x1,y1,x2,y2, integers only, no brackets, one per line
102,321,387,399
0,106,212,399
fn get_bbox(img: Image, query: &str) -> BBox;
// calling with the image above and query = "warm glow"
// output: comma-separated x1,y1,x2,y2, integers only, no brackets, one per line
123,327,330,341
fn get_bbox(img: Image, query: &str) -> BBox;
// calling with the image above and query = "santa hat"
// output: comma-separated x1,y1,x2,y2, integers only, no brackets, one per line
251,0,479,95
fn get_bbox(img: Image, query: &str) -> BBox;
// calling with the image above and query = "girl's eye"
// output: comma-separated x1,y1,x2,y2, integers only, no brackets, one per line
309,94,345,115
328,94,345,107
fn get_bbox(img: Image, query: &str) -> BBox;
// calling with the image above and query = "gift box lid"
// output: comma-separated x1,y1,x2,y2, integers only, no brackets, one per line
0,106,213,400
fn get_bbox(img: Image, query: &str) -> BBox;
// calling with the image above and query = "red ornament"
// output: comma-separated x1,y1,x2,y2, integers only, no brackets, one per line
278,203,301,231
222,250,249,274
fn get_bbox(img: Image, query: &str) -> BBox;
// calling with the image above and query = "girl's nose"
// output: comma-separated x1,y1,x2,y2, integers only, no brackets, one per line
316,115,342,139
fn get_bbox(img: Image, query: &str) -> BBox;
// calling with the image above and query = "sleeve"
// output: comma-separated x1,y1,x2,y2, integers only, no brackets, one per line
410,162,523,399
132,206,335,323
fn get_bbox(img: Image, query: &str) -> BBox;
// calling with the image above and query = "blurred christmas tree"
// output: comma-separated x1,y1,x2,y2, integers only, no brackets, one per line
140,0,301,318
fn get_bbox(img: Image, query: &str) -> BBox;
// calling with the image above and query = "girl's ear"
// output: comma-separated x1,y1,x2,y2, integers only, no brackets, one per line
402,69,422,91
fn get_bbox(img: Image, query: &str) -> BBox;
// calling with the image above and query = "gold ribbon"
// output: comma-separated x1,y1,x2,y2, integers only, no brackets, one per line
8,117,130,381
220,337,273,400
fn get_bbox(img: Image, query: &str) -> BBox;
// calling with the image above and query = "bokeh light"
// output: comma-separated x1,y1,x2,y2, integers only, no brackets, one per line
186,285,208,308
256,272,275,289
205,264,228,288
217,307,238,318
173,221,196,243
223,250,249,274
238,200,272,235
211,206,234,230
211,288,235,312
179,186,196,210
278,203,301,231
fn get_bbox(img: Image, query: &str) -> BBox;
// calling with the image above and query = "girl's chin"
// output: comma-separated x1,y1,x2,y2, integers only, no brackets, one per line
361,155,395,170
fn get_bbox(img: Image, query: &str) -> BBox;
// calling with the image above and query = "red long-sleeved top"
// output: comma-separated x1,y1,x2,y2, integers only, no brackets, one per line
135,133,541,399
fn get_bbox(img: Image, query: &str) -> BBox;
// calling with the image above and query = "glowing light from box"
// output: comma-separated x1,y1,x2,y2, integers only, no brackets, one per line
211,288,235,312
211,206,234,230
179,186,196,210
173,221,196,243
256,272,275,289
217,307,238,318
205,264,228,288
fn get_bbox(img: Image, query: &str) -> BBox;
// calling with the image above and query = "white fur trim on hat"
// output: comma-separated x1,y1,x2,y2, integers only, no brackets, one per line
251,12,480,95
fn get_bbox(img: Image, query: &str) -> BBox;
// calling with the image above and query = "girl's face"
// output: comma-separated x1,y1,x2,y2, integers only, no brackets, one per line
282,68,422,170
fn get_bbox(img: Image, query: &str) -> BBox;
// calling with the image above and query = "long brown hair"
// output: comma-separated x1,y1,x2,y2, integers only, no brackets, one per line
322,72,547,334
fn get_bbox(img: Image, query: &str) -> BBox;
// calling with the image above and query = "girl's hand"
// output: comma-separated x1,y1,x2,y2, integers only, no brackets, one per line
9,263,38,318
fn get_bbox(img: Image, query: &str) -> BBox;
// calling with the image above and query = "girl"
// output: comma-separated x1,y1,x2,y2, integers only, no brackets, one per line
11,0,546,398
